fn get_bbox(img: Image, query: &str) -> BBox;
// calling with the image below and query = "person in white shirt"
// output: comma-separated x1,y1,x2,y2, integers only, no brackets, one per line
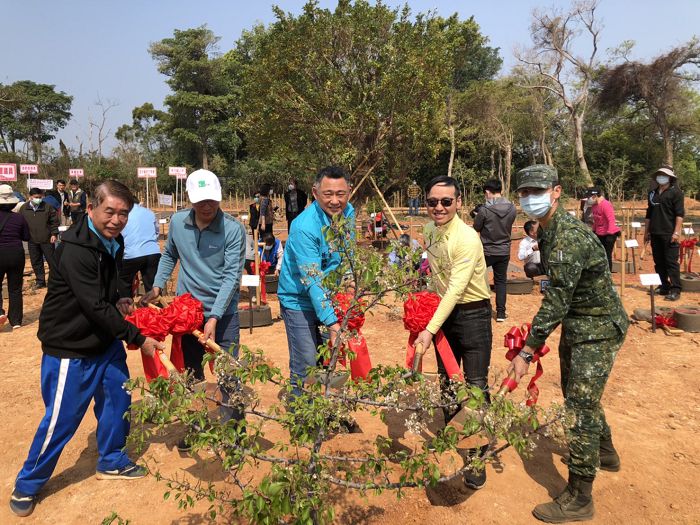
518,220,543,278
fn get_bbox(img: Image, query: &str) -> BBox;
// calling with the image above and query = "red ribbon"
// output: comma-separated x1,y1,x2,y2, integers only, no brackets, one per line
502,323,549,406
655,314,678,327
251,261,272,304
126,293,204,381
402,292,463,381
680,238,697,272
330,293,372,380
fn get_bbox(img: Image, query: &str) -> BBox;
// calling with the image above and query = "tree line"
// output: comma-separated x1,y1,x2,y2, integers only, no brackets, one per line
1,0,699,202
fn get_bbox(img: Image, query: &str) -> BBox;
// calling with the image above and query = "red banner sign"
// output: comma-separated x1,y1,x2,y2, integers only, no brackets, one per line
69,168,84,178
137,167,158,179
20,164,39,175
0,163,17,181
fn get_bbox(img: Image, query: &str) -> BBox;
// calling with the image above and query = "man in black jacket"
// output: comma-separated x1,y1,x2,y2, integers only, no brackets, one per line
10,180,164,518
283,179,308,231
19,188,59,288
473,179,516,322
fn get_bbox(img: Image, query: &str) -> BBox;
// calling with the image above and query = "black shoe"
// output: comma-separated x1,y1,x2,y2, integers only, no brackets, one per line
9,489,36,517
664,291,681,301
464,468,486,490
95,462,147,480
650,286,669,296
34,283,47,290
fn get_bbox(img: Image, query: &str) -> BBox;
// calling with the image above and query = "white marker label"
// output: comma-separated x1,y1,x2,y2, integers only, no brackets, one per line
639,273,662,287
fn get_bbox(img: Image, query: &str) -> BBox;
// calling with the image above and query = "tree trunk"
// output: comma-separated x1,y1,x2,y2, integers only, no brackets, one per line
662,127,674,166
503,145,513,196
446,94,455,178
202,144,209,170
490,148,495,177
572,115,592,185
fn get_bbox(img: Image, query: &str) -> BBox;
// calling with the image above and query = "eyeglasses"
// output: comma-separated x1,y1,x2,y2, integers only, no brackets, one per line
426,197,455,208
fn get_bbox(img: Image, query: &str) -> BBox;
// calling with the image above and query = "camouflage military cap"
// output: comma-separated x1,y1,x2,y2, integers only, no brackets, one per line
516,164,559,191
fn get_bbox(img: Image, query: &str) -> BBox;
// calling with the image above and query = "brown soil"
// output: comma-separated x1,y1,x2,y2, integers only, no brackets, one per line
1,220,699,524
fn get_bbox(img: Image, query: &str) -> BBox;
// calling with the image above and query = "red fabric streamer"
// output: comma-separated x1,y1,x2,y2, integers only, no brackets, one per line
402,292,463,381
679,238,697,272
126,293,204,381
251,261,272,304
332,293,372,380
502,324,549,406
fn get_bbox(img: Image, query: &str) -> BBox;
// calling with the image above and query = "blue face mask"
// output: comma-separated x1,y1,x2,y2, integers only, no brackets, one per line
520,192,552,219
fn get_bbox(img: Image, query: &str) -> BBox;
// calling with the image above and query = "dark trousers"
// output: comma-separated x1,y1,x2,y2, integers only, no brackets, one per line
118,254,161,297
485,254,509,316
286,213,300,232
28,241,55,286
650,234,681,292
70,211,85,224
0,247,25,326
437,305,492,422
597,234,617,271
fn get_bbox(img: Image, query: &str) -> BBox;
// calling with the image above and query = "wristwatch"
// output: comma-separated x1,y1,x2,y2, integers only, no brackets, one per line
518,350,534,364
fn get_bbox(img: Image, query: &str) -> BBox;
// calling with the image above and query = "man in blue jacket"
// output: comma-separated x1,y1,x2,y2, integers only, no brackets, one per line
11,180,164,518
142,169,246,444
278,166,355,396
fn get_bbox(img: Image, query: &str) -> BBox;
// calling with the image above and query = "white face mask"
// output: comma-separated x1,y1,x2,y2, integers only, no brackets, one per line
288,185,294,191
656,175,670,186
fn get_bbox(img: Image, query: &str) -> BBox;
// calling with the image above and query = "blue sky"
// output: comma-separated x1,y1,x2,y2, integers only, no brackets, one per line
3,0,699,154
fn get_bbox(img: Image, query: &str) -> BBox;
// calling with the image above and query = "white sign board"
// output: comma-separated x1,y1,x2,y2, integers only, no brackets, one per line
241,274,261,287
240,213,249,221
683,227,695,235
20,164,39,175
631,221,642,228
639,273,662,287
137,167,157,179
0,163,17,181
69,168,84,178
624,239,639,248
158,218,168,225
157,193,173,206
27,178,54,190
169,166,187,177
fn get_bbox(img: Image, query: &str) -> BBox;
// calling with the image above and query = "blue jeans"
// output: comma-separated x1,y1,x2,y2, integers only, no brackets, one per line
408,197,420,216
280,306,325,397
181,313,241,421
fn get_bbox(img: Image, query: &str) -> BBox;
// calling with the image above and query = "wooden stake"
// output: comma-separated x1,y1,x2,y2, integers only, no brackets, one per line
368,175,403,237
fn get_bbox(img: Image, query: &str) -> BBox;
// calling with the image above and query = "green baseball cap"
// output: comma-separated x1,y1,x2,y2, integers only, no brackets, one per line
516,164,559,191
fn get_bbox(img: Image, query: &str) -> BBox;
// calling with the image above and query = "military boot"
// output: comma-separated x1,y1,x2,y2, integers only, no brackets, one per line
598,438,620,472
532,474,594,523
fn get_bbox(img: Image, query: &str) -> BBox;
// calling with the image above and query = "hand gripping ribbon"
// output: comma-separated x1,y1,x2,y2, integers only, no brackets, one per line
330,293,372,380
501,324,549,406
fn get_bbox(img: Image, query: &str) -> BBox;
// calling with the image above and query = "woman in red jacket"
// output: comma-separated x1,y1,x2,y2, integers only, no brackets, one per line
586,188,620,270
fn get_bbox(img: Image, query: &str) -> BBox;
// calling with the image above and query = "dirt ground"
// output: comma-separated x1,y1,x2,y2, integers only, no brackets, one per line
1,215,699,525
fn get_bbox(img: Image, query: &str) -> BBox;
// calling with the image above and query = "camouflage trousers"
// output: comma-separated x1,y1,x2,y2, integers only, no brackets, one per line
559,331,625,479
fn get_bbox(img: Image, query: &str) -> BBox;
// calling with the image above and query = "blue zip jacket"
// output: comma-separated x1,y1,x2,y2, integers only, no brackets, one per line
153,208,246,319
122,203,160,259
278,201,355,325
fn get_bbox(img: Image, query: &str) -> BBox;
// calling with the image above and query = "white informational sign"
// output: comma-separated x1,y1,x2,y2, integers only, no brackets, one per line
137,167,157,179
157,193,173,206
631,221,642,228
27,178,54,190
374,227,383,234
69,168,84,178
0,163,17,181
158,218,168,225
639,273,662,287
240,213,249,222
683,227,695,235
20,164,39,175
568,211,577,216
241,274,261,287
58,225,69,232
168,166,187,178
624,239,639,248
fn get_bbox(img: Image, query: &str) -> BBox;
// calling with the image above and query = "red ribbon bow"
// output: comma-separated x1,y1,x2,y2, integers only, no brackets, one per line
679,238,697,272
654,314,678,327
126,293,204,381
403,291,463,381
251,261,272,304
331,292,372,380
501,323,549,406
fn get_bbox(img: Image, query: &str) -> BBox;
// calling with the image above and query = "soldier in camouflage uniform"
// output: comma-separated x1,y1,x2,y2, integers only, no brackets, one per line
509,165,629,523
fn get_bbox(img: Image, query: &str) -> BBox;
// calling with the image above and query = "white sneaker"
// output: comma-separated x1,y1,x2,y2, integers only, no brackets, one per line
12,325,21,329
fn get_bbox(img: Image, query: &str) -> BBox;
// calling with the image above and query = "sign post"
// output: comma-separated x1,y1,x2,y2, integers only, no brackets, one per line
27,178,54,190
640,273,662,333
0,163,17,181
69,168,84,179
169,167,187,211
137,167,157,208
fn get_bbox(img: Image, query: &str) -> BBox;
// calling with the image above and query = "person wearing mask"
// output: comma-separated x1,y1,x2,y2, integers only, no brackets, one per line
510,165,628,523
67,179,87,224
644,167,684,301
118,200,161,297
19,188,59,289
258,184,274,236
0,185,30,329
517,220,543,278
586,188,620,270
472,179,516,322
283,179,308,231
141,169,247,450
260,233,284,277
10,181,163,518
248,192,261,236
412,175,492,491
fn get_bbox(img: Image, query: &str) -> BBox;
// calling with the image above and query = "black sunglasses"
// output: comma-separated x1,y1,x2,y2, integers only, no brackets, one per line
426,197,455,208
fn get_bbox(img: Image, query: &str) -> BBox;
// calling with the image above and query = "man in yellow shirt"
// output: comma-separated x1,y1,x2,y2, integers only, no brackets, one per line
413,175,492,490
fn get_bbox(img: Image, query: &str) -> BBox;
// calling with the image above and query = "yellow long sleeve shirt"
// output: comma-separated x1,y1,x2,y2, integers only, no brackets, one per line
424,215,490,334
